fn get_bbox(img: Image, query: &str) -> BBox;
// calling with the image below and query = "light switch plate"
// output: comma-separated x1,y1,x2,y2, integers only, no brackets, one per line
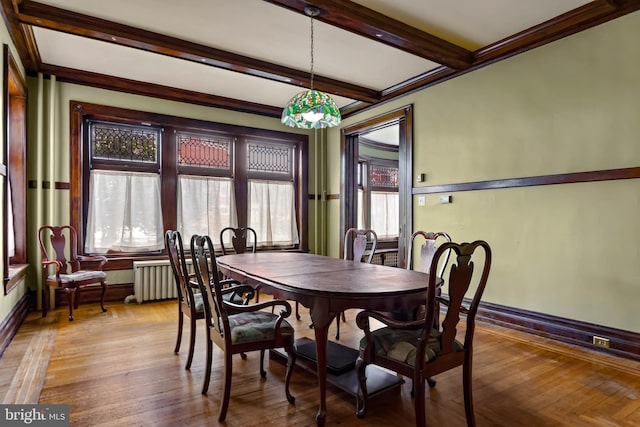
418,196,426,206
439,195,452,204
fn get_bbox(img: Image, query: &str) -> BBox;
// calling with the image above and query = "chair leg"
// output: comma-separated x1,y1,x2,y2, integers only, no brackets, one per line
355,357,368,418
65,287,76,321
174,310,183,354
259,349,266,378
413,373,427,427
463,359,476,427
185,315,196,370
255,289,260,303
218,351,233,422
295,301,300,320
42,286,49,318
202,335,213,395
284,343,296,404
74,287,80,309
335,315,341,340
100,281,107,312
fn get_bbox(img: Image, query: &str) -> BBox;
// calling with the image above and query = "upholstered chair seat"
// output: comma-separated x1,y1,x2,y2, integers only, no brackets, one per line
359,327,463,366
228,311,294,344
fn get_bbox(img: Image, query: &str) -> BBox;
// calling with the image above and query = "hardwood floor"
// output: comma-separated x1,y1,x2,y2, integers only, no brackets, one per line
1,300,639,426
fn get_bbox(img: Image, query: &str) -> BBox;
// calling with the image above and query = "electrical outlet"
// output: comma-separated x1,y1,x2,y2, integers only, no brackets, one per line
592,336,610,348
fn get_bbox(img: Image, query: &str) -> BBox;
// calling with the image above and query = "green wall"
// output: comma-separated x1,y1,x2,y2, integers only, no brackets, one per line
2,10,639,334
326,11,640,332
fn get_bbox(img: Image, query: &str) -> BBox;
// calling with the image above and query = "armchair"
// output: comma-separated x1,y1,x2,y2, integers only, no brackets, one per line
355,240,492,427
191,234,296,422
38,225,108,321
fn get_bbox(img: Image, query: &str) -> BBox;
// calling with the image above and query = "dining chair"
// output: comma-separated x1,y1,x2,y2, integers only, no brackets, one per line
166,230,251,370
408,231,452,325
166,230,203,370
355,240,492,427
191,233,297,422
221,226,301,320
219,226,261,297
38,225,108,321
334,228,378,339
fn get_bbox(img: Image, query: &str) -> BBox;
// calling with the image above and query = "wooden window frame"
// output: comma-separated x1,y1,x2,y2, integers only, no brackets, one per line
3,45,28,294
70,101,308,270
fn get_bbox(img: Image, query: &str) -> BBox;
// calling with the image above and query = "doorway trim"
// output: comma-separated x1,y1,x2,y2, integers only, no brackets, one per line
340,105,413,267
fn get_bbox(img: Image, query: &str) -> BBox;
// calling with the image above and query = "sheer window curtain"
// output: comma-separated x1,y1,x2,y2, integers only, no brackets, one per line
370,191,399,239
177,175,236,248
7,181,15,257
85,170,164,253
248,180,299,246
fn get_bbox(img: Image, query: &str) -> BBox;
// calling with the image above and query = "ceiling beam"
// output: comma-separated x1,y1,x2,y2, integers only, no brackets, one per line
16,1,381,103
39,63,284,118
263,0,473,70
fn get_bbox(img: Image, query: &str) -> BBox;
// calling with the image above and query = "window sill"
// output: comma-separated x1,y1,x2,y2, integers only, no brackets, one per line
5,263,28,295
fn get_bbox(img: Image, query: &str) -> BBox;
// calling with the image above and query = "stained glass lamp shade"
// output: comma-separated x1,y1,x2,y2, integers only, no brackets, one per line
281,89,341,129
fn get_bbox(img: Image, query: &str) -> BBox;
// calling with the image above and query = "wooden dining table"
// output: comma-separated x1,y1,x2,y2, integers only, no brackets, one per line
217,251,433,426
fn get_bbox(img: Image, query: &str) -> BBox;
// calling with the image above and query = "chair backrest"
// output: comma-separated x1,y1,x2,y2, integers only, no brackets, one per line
191,234,227,345
343,228,378,263
407,231,452,278
420,241,492,362
220,227,257,255
38,225,81,274
165,230,196,308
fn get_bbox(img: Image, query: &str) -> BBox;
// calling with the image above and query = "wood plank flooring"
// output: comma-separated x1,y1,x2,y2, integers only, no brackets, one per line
1,300,639,426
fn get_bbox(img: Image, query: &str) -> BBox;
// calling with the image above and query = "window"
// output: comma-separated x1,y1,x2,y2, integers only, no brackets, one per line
357,161,399,239
85,122,164,253
71,102,308,266
247,141,299,246
3,45,27,294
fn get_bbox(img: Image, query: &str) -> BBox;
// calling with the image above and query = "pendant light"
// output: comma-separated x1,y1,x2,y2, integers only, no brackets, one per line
281,6,341,129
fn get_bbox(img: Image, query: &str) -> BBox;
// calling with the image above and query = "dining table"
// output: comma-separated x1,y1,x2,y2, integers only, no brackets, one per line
216,251,434,426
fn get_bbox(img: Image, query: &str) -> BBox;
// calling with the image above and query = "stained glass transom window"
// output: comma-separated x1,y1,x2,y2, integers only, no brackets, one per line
248,141,292,175
177,132,232,169
370,165,398,188
91,122,159,163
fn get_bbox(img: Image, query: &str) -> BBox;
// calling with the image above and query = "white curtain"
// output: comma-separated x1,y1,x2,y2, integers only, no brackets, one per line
85,170,164,253
7,180,15,257
177,175,236,247
248,180,299,246
370,191,399,239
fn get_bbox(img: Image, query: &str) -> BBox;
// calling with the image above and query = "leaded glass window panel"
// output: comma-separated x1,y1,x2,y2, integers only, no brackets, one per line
248,141,292,176
90,121,159,164
177,132,232,170
370,165,398,189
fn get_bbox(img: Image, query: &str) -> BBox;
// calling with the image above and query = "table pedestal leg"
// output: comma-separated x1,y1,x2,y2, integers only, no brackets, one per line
309,301,335,426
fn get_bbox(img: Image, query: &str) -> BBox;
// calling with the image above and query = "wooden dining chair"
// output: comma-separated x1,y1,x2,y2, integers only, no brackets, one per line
221,226,301,320
166,230,251,370
219,226,261,296
220,226,257,256
408,231,452,325
38,225,108,321
355,240,492,427
166,229,205,370
334,228,378,339
191,234,296,422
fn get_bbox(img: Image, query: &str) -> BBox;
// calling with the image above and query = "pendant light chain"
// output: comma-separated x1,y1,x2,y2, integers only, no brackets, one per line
280,6,341,129
309,16,315,90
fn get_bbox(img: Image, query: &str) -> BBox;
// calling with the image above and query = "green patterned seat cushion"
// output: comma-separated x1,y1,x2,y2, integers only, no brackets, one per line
47,270,106,284
359,327,463,367
228,310,294,344
192,292,205,313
